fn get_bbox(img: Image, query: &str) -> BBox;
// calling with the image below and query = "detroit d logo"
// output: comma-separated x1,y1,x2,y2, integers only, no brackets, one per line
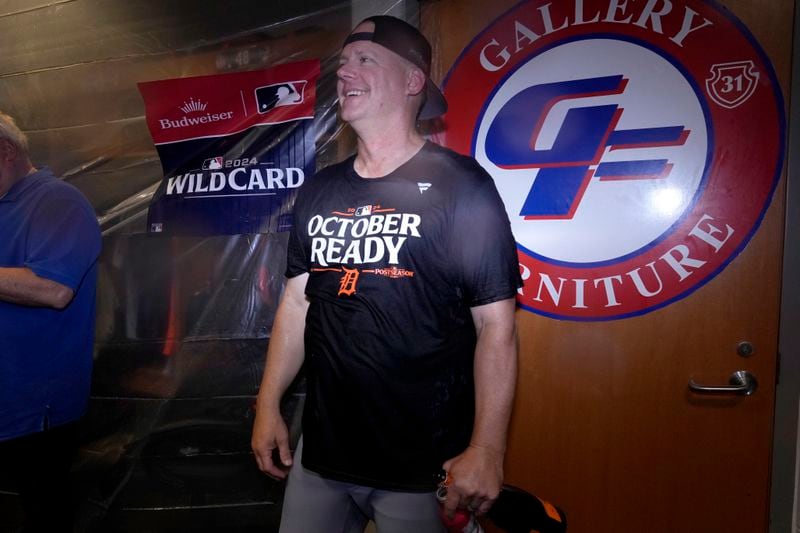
338,267,360,296
441,0,784,320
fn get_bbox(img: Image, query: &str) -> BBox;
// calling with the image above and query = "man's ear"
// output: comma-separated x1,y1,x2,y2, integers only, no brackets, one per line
0,139,17,162
407,67,426,97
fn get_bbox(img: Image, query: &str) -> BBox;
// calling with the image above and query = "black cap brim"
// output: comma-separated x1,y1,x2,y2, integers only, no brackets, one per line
420,78,447,120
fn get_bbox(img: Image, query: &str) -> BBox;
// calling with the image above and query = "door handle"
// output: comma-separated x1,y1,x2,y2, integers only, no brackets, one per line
688,370,758,396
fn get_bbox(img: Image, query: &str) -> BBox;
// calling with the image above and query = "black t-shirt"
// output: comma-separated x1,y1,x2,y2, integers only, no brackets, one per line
286,141,521,491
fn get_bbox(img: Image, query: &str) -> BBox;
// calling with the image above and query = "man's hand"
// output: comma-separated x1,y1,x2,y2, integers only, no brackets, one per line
441,444,504,518
439,297,516,518
250,273,309,480
251,406,293,479
439,297,517,518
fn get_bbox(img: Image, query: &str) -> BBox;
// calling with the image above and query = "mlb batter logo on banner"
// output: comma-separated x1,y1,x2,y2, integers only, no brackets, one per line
440,0,785,320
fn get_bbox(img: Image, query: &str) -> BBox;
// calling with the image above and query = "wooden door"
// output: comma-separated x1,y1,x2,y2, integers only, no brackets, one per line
422,1,792,531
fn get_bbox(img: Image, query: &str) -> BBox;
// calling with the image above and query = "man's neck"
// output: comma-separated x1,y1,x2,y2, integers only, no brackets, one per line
0,161,36,197
353,129,425,178
22,163,36,178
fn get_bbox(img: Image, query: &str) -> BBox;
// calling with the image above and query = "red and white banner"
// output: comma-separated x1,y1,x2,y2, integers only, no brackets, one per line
139,60,318,145
138,60,319,236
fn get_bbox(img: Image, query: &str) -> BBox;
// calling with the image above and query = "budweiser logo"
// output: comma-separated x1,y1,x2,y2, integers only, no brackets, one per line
179,98,208,114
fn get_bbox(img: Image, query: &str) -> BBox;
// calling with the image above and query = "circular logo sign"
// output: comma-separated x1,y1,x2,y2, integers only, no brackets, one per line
440,0,785,320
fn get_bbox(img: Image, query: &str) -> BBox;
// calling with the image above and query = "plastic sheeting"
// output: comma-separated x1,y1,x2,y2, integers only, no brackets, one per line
0,0,352,221
0,1,421,531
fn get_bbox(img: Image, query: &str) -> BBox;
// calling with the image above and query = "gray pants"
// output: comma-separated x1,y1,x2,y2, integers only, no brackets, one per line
279,438,445,533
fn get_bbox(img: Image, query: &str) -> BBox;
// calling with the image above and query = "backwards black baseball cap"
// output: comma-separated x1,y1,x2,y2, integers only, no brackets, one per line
343,15,448,120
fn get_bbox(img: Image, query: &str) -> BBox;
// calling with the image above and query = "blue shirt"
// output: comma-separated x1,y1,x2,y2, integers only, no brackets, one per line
0,168,101,440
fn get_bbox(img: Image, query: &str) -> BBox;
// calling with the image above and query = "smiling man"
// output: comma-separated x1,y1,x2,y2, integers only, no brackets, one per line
252,16,521,532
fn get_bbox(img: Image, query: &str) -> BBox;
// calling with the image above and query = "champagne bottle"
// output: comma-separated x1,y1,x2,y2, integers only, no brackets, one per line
486,484,567,533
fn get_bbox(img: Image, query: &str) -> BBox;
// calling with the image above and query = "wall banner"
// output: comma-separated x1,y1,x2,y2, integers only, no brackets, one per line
139,60,319,236
440,0,785,320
